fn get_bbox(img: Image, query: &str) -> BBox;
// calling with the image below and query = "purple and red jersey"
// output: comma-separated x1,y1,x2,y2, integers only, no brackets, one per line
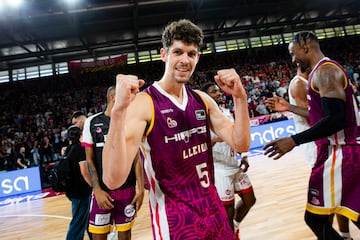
306,57,360,221
142,82,233,240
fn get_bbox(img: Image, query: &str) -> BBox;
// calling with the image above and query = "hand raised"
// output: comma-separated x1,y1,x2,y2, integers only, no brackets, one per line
214,69,246,99
114,74,145,110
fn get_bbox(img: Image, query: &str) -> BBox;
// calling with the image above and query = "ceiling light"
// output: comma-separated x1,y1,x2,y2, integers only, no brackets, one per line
6,0,22,8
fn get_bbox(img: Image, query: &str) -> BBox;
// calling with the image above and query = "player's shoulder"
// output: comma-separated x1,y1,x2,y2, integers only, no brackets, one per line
86,112,104,124
290,76,307,88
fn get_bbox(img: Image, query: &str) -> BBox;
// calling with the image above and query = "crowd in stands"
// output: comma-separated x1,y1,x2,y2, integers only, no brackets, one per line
0,35,359,185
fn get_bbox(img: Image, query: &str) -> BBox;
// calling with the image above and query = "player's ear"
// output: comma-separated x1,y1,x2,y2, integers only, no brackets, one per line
160,48,167,62
303,44,309,53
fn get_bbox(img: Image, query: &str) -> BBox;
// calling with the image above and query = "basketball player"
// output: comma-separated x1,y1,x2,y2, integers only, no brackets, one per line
102,19,250,239
266,65,353,240
202,82,255,240
82,86,144,240
263,31,360,239
71,111,87,130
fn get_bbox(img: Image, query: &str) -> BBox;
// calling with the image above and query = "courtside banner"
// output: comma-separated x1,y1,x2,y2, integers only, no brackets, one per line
0,167,42,198
250,119,296,149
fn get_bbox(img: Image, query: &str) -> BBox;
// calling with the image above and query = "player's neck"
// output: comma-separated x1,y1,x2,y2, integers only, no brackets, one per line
158,78,184,101
104,105,112,117
310,52,326,70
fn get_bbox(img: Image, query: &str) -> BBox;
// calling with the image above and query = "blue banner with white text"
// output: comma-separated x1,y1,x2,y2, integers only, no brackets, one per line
250,119,296,149
0,167,42,198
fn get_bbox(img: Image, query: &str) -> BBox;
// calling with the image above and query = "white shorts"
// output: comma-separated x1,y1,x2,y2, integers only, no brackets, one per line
215,171,253,205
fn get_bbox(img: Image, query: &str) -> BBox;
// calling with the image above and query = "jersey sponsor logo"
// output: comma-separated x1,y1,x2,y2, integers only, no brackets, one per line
95,213,111,225
95,142,105,147
96,127,102,133
124,204,136,218
94,123,104,126
183,142,208,159
310,188,319,196
160,108,174,114
225,189,231,196
166,117,177,128
195,110,206,120
164,126,207,143
310,197,320,205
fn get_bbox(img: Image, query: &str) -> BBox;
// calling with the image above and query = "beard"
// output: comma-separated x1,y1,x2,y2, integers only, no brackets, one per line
172,70,192,84
300,64,309,73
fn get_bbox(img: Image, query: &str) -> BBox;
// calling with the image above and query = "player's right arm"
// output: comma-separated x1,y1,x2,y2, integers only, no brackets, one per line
103,74,149,190
85,147,114,209
266,79,309,119
288,77,309,119
82,117,114,209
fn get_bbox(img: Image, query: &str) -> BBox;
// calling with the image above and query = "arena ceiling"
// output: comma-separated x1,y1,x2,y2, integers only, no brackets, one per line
0,0,359,71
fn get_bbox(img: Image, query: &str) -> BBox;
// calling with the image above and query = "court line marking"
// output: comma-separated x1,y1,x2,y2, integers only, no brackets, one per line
0,214,71,220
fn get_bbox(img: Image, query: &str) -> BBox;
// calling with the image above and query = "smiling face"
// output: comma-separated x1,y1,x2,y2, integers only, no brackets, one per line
207,85,223,104
288,41,311,74
160,40,200,84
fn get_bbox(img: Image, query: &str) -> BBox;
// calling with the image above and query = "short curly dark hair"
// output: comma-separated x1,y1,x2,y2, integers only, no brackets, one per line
161,19,203,50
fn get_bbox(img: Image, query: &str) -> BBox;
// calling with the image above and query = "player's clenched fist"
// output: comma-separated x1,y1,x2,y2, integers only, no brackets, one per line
114,74,145,110
214,68,246,99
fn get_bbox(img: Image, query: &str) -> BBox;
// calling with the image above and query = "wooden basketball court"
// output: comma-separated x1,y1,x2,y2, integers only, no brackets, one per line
1,147,359,239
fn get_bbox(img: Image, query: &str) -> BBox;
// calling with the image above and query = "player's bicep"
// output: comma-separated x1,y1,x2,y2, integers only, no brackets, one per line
125,93,151,158
314,66,346,101
204,95,233,144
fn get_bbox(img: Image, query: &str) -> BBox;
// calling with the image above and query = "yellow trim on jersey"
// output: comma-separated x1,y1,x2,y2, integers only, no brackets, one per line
310,62,348,94
143,92,155,137
306,204,359,221
195,91,209,114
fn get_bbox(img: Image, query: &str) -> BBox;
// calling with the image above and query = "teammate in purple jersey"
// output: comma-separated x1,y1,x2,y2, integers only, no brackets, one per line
263,31,360,239
102,19,250,240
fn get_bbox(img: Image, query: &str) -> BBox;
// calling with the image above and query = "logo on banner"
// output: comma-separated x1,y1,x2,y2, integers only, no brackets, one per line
0,167,42,198
250,119,296,149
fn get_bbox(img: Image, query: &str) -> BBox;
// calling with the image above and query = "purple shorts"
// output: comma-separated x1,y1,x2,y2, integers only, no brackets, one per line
306,144,360,221
88,187,136,234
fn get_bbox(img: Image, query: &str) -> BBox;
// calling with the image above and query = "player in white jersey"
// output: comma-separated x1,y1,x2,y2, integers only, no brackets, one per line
202,82,255,240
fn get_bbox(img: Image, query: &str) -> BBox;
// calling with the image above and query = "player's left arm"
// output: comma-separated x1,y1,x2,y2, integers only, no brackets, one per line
196,73,250,153
291,65,346,145
214,68,251,153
